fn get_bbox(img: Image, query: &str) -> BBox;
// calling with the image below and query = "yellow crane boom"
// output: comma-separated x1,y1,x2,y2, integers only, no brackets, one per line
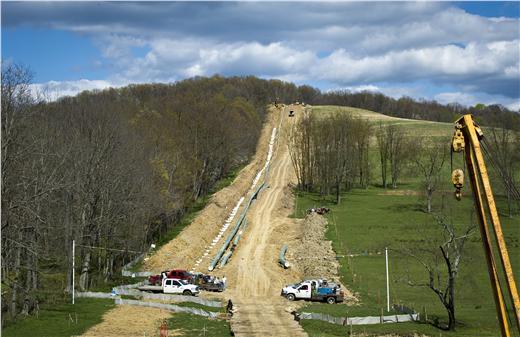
452,114,520,337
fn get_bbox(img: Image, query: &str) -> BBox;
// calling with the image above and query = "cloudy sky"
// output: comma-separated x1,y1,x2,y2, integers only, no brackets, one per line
2,1,519,110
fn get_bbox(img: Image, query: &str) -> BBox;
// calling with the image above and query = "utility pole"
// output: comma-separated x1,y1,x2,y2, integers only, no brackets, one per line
72,239,75,305
386,247,390,312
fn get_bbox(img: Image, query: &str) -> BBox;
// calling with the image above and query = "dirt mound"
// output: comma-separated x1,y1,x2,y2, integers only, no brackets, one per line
291,213,340,281
81,305,176,337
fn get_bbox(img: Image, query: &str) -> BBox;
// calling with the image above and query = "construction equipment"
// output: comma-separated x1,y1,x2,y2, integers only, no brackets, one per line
192,273,226,292
451,114,520,337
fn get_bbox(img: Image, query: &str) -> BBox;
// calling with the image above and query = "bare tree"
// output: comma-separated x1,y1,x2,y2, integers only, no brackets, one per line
387,125,408,189
376,123,390,188
412,138,447,213
403,216,476,331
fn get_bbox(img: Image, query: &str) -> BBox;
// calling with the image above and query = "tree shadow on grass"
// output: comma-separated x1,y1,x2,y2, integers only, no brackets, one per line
384,203,424,213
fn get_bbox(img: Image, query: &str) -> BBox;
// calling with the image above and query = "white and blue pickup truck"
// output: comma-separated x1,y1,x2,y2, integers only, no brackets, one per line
138,278,200,296
281,279,344,304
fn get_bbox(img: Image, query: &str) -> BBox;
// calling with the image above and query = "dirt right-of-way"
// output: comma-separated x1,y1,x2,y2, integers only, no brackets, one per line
223,104,309,337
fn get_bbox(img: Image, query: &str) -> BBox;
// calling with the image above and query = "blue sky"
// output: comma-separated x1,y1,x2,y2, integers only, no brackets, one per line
2,1,519,110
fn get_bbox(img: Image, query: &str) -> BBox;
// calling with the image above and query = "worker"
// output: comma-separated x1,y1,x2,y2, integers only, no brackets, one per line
226,299,234,316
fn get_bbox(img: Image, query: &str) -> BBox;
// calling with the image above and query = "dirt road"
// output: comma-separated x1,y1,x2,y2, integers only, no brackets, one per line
226,104,308,337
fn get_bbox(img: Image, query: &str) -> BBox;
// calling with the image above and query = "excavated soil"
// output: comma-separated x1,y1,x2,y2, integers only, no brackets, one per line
80,305,176,337
144,106,282,273
291,213,340,280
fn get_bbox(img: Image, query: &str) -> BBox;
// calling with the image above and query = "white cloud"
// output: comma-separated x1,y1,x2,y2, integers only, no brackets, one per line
30,79,120,101
113,39,316,83
312,40,518,85
7,2,518,108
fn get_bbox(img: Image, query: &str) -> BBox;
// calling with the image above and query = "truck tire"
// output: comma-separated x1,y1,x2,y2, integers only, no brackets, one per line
183,290,192,296
286,293,296,301
326,296,336,304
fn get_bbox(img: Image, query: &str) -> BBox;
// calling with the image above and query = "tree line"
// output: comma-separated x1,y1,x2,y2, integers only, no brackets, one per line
313,90,520,130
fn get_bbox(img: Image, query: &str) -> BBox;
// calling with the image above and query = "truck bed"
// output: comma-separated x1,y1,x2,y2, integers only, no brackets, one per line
137,285,163,293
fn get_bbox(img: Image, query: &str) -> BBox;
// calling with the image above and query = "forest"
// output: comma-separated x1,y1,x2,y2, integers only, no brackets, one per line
1,63,518,323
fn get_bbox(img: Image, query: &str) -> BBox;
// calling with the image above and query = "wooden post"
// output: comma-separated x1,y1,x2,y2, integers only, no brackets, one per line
380,308,383,324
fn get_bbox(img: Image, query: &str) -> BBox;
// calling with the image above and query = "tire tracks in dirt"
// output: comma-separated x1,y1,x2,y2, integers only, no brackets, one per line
225,104,308,337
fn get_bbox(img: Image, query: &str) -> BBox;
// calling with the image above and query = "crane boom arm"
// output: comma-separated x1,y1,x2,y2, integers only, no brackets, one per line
453,114,520,337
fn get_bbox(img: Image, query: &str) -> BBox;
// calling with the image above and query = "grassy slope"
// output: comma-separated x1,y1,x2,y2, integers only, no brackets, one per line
294,106,520,337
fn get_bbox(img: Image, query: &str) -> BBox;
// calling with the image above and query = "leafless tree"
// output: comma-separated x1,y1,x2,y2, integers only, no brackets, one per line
376,123,390,188
483,127,520,218
412,138,447,213
403,216,476,331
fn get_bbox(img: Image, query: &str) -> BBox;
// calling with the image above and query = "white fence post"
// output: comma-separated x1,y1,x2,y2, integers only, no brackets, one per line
386,247,390,312
72,239,75,305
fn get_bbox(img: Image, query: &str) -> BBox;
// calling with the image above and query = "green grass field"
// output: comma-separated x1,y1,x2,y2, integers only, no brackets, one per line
293,106,520,337
1,298,115,337
167,312,232,336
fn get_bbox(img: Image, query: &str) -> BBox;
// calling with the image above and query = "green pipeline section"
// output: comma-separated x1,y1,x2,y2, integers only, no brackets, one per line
208,183,264,271
279,244,290,269
208,123,280,271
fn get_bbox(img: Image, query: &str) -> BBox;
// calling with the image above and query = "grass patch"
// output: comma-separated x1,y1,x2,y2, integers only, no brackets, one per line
167,312,232,336
299,319,502,337
294,187,519,336
1,298,114,337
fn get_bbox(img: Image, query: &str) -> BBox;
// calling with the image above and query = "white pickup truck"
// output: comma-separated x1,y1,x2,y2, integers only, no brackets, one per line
138,278,200,296
281,279,344,304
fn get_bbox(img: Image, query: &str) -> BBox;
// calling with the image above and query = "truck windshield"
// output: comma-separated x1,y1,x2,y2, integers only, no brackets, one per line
179,280,189,285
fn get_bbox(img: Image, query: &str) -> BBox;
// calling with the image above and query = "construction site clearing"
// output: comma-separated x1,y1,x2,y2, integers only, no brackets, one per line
78,104,519,337
78,104,356,337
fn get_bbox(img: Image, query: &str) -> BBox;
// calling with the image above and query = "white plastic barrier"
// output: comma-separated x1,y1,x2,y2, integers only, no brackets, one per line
298,312,419,325
113,288,222,308
76,292,117,299
115,298,219,318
